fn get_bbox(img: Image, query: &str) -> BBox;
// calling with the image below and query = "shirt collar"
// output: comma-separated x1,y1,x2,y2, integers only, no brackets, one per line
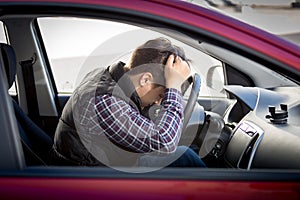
109,62,142,112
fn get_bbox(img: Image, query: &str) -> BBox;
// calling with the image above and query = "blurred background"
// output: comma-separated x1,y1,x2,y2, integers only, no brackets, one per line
186,0,300,45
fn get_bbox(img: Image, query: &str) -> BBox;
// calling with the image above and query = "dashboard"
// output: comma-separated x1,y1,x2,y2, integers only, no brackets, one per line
185,86,300,169
225,86,300,169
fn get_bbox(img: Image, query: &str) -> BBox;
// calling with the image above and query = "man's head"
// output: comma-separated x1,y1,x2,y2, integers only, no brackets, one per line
125,37,188,86
124,37,189,108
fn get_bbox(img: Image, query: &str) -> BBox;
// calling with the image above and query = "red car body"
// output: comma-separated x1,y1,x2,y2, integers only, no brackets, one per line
0,178,299,200
0,0,299,199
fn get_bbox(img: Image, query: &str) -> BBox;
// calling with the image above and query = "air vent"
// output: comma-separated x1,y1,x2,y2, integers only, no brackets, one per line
266,104,288,124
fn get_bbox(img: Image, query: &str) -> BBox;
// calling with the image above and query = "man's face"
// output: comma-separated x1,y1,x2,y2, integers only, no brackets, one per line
139,84,165,108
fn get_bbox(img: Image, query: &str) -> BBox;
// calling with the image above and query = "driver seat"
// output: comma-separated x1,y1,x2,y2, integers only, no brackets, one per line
1,43,53,165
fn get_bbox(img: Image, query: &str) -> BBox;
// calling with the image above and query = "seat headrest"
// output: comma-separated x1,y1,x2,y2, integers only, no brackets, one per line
0,43,17,88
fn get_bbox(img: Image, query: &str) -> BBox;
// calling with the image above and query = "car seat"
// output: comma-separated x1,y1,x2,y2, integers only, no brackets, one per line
0,43,53,165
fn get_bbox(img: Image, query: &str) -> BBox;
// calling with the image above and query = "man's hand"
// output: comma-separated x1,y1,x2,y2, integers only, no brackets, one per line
165,54,190,91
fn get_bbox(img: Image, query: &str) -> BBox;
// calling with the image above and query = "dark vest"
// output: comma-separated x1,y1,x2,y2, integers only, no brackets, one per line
52,62,143,166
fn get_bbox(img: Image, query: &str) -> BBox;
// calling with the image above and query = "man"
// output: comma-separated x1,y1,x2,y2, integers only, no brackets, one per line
51,37,205,169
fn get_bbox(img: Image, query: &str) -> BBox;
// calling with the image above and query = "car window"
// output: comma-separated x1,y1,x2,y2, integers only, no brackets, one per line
0,21,7,43
37,17,226,98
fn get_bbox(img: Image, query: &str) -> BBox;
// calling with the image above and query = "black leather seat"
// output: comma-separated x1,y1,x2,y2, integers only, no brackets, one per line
1,43,53,165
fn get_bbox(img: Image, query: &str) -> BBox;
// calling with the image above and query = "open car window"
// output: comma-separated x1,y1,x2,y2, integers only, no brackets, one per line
37,17,226,98
0,4,299,172
34,15,300,171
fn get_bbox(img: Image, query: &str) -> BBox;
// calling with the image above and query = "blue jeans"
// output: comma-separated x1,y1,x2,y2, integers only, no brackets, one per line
138,146,206,168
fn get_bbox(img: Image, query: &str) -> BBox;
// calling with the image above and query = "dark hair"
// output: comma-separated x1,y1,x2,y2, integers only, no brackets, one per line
125,37,189,86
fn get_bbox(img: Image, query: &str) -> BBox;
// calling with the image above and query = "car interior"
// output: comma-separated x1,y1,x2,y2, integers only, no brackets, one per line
1,7,300,173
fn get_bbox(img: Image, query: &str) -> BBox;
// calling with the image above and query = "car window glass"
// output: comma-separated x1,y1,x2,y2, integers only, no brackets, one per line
0,21,7,43
37,17,226,98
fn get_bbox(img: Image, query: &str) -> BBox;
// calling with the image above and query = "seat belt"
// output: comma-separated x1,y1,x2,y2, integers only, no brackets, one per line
20,53,42,127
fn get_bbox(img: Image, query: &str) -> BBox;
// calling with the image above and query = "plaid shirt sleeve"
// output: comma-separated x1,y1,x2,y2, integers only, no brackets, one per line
94,88,183,154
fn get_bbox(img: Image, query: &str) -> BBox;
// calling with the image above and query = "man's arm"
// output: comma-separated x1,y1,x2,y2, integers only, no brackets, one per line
94,88,183,154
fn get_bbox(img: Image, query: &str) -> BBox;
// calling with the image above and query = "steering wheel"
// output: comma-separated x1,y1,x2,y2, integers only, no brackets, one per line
182,73,201,131
141,73,201,131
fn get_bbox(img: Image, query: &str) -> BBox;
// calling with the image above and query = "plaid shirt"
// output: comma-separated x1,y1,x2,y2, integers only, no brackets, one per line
94,88,183,154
